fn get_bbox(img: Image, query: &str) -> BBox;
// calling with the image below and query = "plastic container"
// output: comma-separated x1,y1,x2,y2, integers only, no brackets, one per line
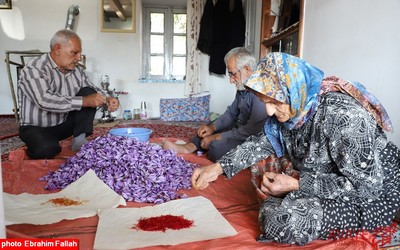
109,127,153,142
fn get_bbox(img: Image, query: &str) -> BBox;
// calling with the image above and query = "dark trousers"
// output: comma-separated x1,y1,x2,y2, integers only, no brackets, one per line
19,87,97,159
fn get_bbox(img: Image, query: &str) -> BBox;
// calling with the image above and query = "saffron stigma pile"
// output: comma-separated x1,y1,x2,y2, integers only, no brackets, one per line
133,215,194,232
40,134,198,204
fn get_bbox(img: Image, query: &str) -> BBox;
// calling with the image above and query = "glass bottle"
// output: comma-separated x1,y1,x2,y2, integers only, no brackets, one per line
123,110,132,120
140,102,148,120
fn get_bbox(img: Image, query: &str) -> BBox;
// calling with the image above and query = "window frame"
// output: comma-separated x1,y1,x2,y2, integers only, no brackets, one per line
142,5,187,82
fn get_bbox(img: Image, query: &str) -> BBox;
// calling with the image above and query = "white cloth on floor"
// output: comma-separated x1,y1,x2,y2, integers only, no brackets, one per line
4,169,126,225
94,196,237,249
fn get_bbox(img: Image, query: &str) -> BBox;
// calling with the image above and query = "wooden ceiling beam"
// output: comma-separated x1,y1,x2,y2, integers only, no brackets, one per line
109,0,127,21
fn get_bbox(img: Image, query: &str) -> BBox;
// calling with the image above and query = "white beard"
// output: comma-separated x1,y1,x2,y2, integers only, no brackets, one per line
236,81,246,91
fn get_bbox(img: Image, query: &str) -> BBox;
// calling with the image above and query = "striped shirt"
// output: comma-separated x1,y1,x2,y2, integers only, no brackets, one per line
17,53,103,127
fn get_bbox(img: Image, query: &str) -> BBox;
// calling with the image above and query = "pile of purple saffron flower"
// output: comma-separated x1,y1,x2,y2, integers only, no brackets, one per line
40,134,197,204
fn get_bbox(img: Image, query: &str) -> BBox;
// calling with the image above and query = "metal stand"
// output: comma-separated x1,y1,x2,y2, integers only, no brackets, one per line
98,75,116,123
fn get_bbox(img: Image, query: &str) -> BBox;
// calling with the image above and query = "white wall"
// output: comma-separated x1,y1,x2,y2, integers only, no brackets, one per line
0,0,241,119
302,0,400,146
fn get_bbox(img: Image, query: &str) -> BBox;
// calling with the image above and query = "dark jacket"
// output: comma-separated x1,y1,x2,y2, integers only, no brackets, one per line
197,0,214,55
199,0,246,75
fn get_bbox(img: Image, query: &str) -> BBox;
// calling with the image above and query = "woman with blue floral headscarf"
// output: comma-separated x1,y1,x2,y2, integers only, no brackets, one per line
191,52,400,245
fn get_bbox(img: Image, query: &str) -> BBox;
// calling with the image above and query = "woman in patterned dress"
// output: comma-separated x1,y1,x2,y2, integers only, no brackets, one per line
191,52,400,245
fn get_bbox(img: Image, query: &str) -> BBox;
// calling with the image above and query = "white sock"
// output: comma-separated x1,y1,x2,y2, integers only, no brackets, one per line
71,133,87,151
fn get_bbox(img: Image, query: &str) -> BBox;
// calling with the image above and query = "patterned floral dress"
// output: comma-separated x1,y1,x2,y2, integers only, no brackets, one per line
218,92,400,245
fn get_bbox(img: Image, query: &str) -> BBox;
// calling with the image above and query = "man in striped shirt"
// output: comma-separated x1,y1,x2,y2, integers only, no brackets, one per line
17,29,119,159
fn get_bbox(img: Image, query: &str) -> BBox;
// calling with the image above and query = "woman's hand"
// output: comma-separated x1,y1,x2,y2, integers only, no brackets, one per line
191,163,224,190
260,172,299,197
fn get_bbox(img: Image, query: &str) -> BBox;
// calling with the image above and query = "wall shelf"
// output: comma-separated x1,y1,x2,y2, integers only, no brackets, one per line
262,21,299,47
260,0,303,58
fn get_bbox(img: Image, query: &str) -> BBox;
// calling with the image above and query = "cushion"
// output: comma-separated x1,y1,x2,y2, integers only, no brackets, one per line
160,94,210,122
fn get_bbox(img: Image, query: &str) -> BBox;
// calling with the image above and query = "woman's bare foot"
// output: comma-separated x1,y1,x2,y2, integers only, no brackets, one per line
162,141,197,154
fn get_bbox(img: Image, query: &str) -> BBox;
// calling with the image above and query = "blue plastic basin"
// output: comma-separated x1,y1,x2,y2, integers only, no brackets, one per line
109,127,153,142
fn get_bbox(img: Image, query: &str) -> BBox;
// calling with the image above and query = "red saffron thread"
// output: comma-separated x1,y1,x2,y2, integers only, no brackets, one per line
133,214,194,232
42,196,85,206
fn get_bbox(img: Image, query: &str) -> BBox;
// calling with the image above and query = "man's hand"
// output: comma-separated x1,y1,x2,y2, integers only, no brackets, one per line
197,124,216,138
200,133,222,149
106,97,119,112
191,163,224,190
82,93,106,107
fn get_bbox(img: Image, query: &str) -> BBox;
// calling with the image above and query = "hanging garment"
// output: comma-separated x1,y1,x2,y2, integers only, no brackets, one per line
209,0,246,75
228,0,246,50
197,0,215,55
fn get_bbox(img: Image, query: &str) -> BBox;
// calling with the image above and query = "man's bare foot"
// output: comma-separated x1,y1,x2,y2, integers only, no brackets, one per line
162,141,197,154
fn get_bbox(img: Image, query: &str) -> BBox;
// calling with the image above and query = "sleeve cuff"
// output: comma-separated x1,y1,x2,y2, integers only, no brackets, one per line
71,96,83,110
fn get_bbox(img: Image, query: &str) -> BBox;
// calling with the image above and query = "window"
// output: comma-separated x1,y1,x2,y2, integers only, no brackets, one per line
142,6,187,82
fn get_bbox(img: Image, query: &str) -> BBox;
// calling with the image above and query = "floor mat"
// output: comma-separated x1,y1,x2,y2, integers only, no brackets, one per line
2,119,400,249
0,119,201,161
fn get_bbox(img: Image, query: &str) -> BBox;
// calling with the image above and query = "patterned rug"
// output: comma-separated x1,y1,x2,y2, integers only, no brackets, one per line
1,136,25,161
0,115,21,161
116,119,201,139
0,119,201,162
0,115,19,140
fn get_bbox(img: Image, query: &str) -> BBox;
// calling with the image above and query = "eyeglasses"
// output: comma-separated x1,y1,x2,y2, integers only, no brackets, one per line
228,68,241,78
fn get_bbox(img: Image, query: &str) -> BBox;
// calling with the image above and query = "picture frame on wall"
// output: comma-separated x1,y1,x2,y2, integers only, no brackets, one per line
0,0,12,9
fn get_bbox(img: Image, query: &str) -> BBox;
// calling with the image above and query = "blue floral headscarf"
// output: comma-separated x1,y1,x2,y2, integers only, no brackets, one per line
245,52,392,157
245,53,324,157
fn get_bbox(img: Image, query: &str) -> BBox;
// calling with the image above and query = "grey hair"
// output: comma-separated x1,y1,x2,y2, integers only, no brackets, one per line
50,29,81,50
224,47,256,70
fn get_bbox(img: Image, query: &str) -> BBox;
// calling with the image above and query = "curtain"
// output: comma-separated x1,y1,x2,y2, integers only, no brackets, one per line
185,0,207,96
